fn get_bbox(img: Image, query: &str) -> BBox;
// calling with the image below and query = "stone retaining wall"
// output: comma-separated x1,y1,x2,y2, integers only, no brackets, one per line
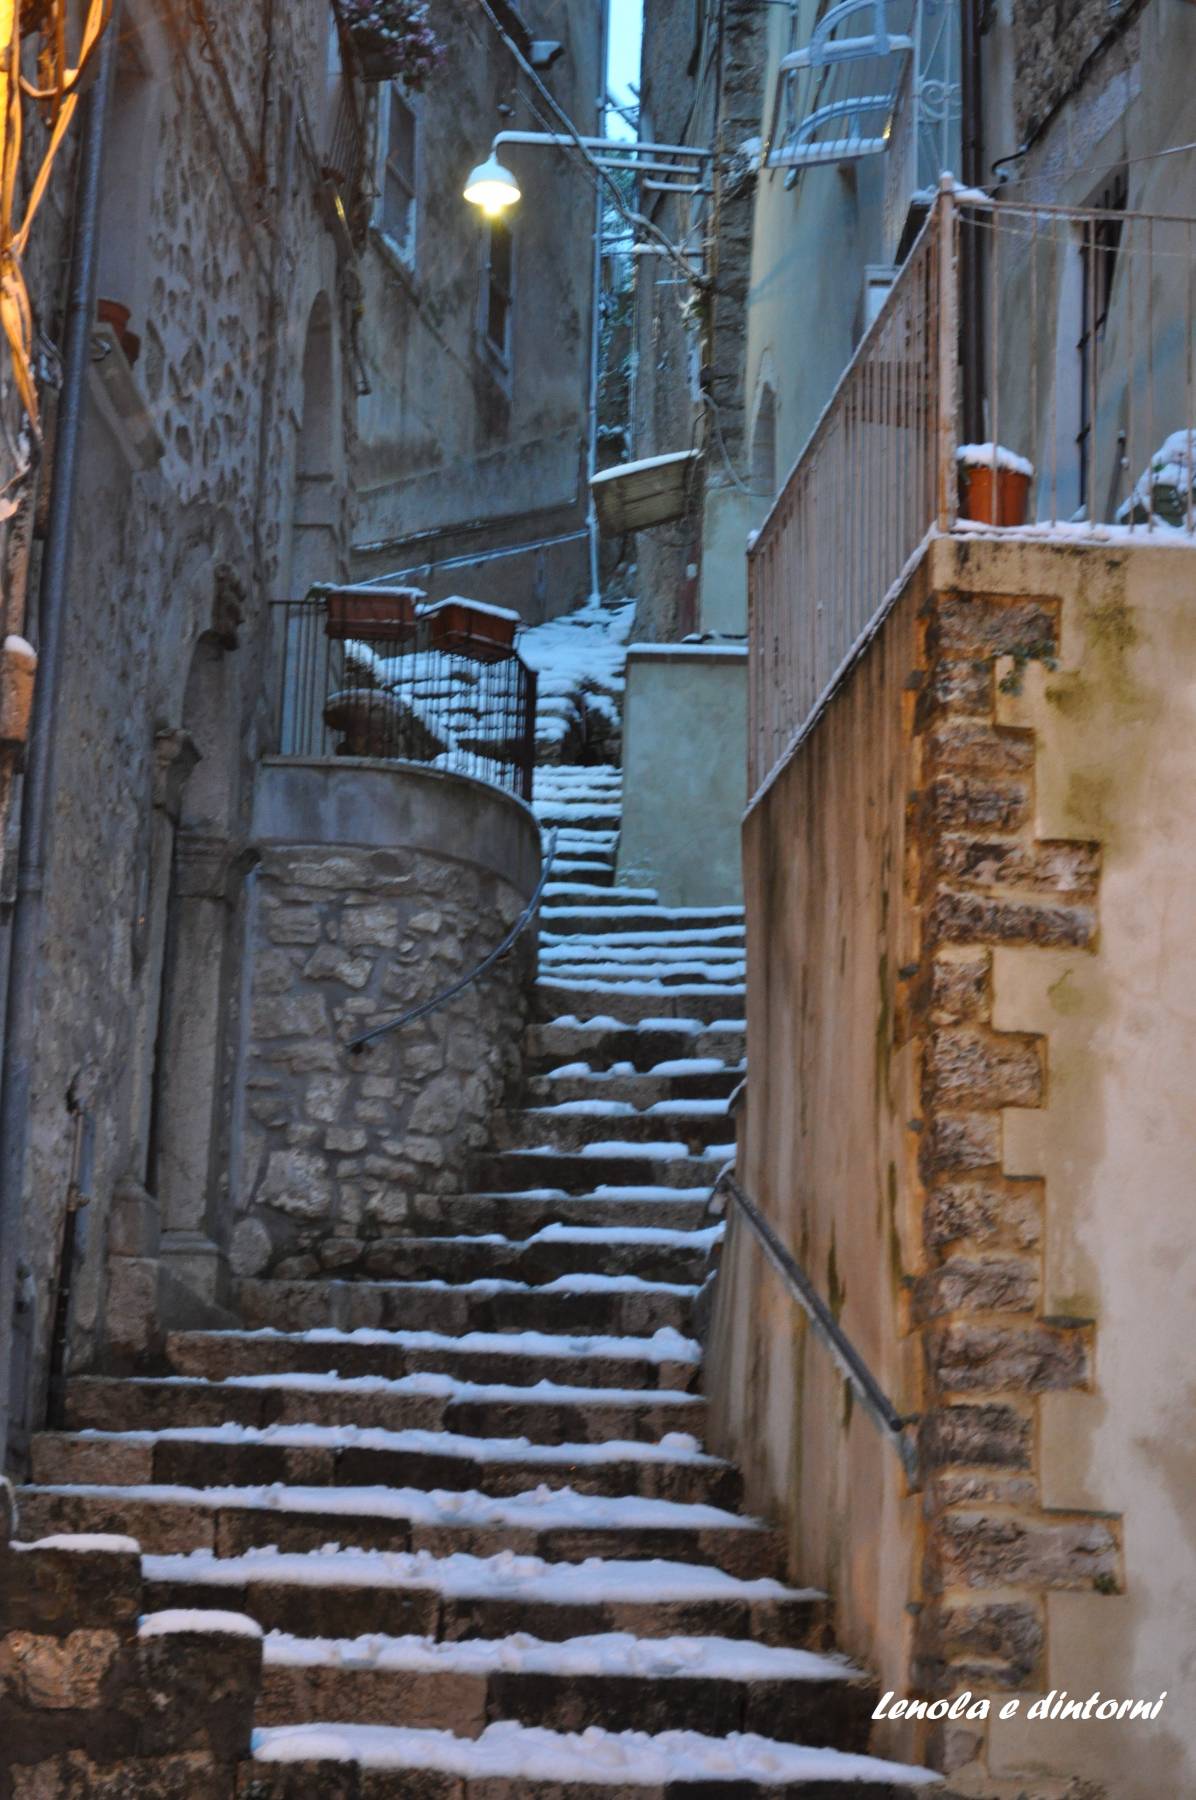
232,761,539,1285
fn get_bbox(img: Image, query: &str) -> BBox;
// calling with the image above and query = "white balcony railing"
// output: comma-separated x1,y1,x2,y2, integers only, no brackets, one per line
748,183,1196,795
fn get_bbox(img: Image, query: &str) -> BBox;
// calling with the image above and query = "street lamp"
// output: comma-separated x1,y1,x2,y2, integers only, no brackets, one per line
462,154,522,216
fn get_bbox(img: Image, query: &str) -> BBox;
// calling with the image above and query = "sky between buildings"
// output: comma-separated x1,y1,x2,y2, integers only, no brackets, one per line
607,0,642,136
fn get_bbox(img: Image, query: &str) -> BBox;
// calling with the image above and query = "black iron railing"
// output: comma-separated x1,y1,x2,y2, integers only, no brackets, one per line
348,831,557,1054
711,1168,922,1488
272,597,538,801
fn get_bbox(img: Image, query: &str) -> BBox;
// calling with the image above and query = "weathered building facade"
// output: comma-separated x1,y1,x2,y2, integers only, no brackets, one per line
351,0,605,617
0,1,577,1471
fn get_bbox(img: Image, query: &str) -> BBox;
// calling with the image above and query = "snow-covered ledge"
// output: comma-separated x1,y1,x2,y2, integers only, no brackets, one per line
617,641,747,909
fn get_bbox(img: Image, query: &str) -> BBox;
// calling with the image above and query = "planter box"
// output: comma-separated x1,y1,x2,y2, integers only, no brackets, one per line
426,599,519,662
324,586,419,644
591,449,703,535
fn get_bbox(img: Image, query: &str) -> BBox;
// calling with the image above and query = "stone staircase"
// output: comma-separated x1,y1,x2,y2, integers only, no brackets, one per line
14,763,937,1795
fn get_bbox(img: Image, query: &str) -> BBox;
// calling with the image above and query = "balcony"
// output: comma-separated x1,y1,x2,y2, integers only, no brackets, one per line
747,182,1196,793
272,592,538,802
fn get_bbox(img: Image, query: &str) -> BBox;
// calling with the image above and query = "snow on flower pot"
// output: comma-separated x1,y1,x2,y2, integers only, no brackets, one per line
957,444,1033,526
425,598,520,662
324,586,421,645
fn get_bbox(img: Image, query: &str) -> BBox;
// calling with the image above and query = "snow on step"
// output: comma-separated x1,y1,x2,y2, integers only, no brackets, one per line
131,1368,704,1408
262,1628,858,1683
75,1422,720,1468
205,1324,702,1364
251,1718,939,1787
146,1545,812,1606
32,1480,756,1535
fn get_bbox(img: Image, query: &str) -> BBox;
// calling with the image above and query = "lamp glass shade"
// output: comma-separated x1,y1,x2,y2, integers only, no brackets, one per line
463,156,521,216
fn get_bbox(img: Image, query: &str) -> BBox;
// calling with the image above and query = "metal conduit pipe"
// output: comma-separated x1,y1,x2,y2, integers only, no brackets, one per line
0,5,123,1471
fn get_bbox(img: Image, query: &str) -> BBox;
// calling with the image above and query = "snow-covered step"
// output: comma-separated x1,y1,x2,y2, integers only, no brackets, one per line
527,1017,746,1076
495,1105,732,1157
246,1720,936,1797
142,1545,828,1648
551,858,615,885
473,1146,730,1198
405,1187,715,1238
164,1324,703,1394
234,1269,703,1338
19,1481,782,1578
33,1421,742,1509
255,1629,879,1749
255,1223,721,1289
542,922,745,950
62,1370,706,1446
528,1067,740,1106
534,980,746,1025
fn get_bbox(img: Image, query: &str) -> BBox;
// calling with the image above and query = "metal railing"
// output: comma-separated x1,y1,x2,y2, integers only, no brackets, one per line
347,832,557,1054
749,183,1196,795
712,1169,921,1487
273,598,538,801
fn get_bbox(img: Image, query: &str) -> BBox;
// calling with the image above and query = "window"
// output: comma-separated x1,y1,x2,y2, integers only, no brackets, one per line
482,218,514,362
1076,172,1127,510
379,86,418,264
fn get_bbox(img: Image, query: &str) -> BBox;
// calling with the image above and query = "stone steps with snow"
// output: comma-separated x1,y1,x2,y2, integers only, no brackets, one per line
19,1483,781,1577
32,1423,742,1509
494,1106,732,1157
139,1545,828,1648
472,1147,728,1196
542,909,745,940
163,1326,704,1394
400,1188,716,1237
238,1224,722,1290
254,1631,879,1749
233,1272,702,1338
62,1371,707,1446
528,1067,741,1104
527,1018,746,1076
245,1723,934,1798
534,980,746,1024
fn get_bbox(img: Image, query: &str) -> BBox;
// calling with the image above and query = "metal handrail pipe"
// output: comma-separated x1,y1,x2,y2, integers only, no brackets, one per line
713,1170,922,1488
346,832,557,1054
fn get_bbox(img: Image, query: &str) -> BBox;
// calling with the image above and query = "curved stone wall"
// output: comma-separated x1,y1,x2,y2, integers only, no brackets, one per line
232,758,540,1287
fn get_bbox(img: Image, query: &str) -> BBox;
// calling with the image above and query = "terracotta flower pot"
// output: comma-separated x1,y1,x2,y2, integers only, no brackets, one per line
426,600,518,662
324,587,419,644
97,300,142,368
959,462,1032,526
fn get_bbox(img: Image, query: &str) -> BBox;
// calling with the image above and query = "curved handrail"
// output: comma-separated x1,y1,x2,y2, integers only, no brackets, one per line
710,1167,922,1488
346,831,558,1054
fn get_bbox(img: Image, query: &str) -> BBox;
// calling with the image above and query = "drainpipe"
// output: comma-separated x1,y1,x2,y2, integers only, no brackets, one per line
959,0,985,441
0,8,121,1472
585,0,612,601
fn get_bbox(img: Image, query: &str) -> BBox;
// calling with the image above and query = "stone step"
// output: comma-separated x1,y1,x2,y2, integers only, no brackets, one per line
534,981,745,1026
533,806,623,832
244,1729,925,1799
406,1188,715,1237
543,882,658,903
550,860,614,885
527,1069,740,1106
263,1224,720,1290
61,1373,707,1447
19,1484,780,1578
254,1634,877,1750
31,1427,741,1509
526,1020,746,1076
142,1545,828,1649
495,1105,732,1156
234,1273,700,1338
541,909,745,939
164,1327,703,1395
472,1148,727,1196
540,952,747,985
